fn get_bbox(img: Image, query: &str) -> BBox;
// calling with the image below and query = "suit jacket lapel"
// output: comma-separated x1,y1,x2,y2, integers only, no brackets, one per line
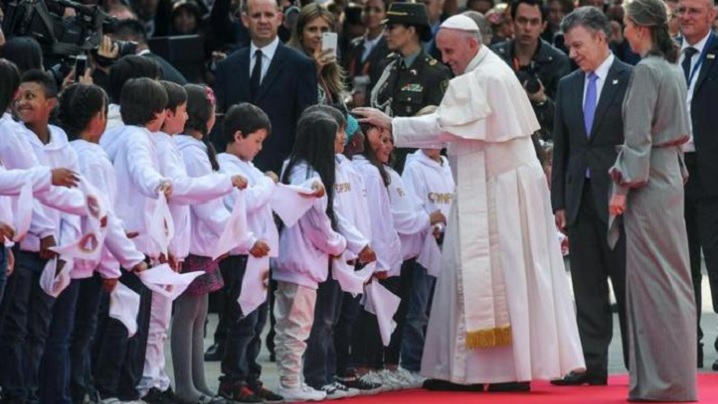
589,61,625,139
256,44,286,102
694,33,718,94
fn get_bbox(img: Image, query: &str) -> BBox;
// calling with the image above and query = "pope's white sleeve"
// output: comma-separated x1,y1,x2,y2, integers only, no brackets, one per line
392,113,458,149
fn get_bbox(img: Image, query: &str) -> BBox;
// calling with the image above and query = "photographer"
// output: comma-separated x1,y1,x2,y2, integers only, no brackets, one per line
492,0,570,140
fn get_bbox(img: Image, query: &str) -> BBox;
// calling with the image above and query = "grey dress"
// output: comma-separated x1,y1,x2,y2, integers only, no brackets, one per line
610,55,697,401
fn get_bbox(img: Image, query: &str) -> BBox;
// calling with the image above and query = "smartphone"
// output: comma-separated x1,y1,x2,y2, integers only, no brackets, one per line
322,32,338,58
74,54,87,82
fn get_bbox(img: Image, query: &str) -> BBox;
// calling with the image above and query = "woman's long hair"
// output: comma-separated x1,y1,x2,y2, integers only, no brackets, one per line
624,0,679,63
281,111,338,229
288,3,347,103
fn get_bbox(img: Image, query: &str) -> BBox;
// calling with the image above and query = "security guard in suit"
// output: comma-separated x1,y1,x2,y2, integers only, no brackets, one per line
371,1,452,173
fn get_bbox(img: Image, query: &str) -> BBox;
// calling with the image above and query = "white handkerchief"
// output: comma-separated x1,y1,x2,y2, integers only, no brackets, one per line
212,193,250,260
418,231,443,277
238,255,270,317
12,182,32,242
39,258,73,298
146,194,175,258
332,255,374,297
270,181,317,228
136,263,204,300
110,282,141,337
363,280,401,346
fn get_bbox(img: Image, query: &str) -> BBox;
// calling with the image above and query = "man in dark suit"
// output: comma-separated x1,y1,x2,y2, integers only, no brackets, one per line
550,7,630,385
211,0,317,401
213,0,317,175
678,0,718,370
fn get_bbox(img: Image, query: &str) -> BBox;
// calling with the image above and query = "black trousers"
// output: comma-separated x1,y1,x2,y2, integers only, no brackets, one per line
93,270,152,401
684,153,718,351
567,180,628,375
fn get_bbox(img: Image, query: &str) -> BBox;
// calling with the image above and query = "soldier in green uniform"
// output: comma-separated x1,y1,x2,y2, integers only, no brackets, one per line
370,1,452,173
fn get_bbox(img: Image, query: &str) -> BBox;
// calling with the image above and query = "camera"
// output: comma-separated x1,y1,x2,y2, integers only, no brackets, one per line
516,61,542,95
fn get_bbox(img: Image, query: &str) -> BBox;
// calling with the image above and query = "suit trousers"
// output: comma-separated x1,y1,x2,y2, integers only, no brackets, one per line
684,153,705,346
567,180,628,375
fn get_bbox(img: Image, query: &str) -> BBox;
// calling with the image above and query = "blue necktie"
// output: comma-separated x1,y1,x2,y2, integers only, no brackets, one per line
584,72,598,137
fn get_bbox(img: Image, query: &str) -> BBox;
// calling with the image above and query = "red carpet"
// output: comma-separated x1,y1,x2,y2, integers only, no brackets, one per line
339,374,718,403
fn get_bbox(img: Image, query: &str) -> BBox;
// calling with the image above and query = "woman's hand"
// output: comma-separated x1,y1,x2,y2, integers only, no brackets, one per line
312,48,336,74
609,194,627,216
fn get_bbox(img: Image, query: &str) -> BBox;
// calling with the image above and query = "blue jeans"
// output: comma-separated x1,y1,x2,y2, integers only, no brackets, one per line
219,255,269,388
40,279,80,404
70,275,104,403
304,278,342,389
0,251,54,403
399,262,434,372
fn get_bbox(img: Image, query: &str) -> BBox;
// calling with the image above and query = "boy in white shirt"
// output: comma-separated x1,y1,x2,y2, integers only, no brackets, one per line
216,103,283,404
95,77,172,403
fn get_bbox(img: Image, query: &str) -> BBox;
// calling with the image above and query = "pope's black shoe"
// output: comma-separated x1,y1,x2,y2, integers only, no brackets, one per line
551,371,607,386
422,379,484,392
486,382,530,392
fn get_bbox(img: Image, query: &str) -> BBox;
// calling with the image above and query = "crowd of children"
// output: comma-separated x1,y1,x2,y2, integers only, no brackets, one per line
0,55,457,404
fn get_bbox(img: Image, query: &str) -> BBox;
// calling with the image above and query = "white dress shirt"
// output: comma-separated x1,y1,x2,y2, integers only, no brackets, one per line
249,37,280,84
582,53,615,107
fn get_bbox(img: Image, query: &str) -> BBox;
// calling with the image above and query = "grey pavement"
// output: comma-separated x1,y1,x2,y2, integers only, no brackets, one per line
164,263,718,394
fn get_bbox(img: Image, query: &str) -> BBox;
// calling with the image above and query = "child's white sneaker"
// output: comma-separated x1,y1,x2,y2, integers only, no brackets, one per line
278,384,326,402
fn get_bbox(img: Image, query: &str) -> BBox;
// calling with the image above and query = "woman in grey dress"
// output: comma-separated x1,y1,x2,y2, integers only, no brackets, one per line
609,0,697,401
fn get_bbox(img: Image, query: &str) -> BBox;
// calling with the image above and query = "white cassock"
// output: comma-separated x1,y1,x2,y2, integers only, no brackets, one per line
392,44,585,384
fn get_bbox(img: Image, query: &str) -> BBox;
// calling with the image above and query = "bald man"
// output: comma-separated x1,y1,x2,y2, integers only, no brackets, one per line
355,15,584,392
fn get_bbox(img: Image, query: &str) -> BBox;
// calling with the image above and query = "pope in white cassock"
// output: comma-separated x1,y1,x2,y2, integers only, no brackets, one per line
355,14,585,392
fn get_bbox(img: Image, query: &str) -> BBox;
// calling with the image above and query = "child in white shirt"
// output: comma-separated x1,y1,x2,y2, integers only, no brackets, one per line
274,111,347,402
216,103,284,403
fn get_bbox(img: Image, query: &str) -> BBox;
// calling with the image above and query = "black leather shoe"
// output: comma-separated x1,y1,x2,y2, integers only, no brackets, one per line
711,358,718,371
550,371,607,386
487,382,530,392
204,343,224,362
422,379,484,392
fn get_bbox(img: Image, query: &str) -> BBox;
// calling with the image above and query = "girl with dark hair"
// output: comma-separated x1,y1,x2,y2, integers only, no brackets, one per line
59,83,147,403
273,111,347,402
288,3,347,105
608,0,696,400
215,102,284,403
171,83,246,404
350,121,402,385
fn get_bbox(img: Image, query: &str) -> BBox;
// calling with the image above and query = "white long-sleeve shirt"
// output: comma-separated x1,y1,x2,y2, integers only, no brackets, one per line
334,154,370,260
275,161,346,289
174,135,249,257
0,113,86,242
23,125,83,252
103,125,167,257
402,150,455,219
352,156,401,276
387,166,431,261
153,132,234,260
71,139,145,278
217,153,276,255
